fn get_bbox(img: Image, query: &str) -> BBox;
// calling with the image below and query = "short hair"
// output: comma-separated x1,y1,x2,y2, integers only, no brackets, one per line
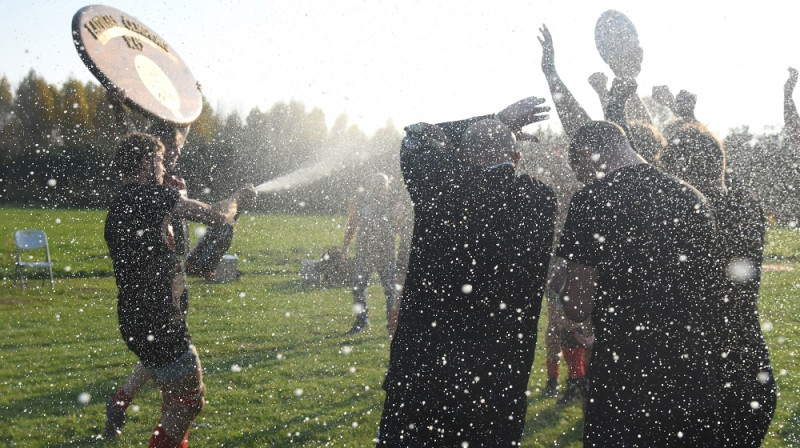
114,132,164,177
460,119,515,163
146,121,190,145
569,120,628,160
628,121,665,163
657,122,725,187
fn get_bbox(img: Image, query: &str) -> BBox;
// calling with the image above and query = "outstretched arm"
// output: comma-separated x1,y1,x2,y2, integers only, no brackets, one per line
538,24,591,139
172,184,256,227
433,96,550,146
785,67,800,144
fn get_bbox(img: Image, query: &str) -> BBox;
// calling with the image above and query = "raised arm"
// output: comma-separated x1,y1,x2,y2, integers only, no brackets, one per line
433,96,549,146
653,85,697,122
538,24,591,139
785,67,800,145
105,86,137,139
605,77,637,136
588,72,610,111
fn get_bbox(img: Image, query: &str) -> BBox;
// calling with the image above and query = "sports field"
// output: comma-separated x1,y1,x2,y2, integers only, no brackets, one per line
1,207,798,447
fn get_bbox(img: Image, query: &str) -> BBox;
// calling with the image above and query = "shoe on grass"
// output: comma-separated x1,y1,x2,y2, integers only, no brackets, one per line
104,397,126,438
542,377,560,398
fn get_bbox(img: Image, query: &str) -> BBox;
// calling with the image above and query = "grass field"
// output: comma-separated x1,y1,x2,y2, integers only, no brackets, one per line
1,206,799,447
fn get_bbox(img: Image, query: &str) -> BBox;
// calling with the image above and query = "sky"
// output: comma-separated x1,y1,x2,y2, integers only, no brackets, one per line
2,0,800,138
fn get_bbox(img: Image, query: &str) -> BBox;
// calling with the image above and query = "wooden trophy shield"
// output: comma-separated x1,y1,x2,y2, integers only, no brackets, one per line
72,5,202,124
595,10,642,78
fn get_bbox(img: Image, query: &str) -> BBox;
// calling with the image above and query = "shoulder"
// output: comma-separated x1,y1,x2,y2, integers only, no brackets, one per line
516,173,556,207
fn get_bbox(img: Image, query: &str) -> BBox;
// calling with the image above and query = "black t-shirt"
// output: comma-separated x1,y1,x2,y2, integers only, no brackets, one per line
105,184,180,318
556,163,720,444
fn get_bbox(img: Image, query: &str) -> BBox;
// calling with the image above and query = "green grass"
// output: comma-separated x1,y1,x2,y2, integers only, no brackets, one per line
0,206,798,447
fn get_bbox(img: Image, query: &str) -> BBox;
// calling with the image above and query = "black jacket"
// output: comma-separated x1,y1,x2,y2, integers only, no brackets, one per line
378,119,557,447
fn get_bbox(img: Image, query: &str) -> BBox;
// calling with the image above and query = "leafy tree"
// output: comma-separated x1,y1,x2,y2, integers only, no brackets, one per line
13,70,58,148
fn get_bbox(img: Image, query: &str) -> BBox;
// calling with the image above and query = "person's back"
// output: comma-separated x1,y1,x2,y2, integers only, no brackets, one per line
658,123,776,446
561,163,719,445
557,121,721,446
380,120,556,447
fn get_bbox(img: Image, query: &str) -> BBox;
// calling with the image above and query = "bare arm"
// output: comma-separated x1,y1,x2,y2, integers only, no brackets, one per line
538,24,591,139
560,260,598,322
172,184,256,227
341,199,358,256
785,67,800,144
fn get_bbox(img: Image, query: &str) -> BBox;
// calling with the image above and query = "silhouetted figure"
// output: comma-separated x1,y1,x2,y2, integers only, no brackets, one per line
378,105,556,447
342,172,399,335
658,122,776,447
558,121,721,446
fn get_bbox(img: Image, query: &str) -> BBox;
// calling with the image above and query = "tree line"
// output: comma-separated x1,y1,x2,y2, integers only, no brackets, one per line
0,70,402,214
1,69,799,223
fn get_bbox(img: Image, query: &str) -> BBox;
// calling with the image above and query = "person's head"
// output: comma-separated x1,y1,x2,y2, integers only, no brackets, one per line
628,121,665,164
147,121,190,171
460,119,516,168
568,120,630,184
367,172,390,194
114,132,166,184
657,122,725,192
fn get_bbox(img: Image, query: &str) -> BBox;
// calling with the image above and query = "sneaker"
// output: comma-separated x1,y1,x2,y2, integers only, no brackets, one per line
104,397,126,438
542,377,560,398
557,377,585,405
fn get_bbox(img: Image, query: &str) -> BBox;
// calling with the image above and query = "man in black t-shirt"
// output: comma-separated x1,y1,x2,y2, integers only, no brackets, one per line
557,121,721,447
105,133,255,447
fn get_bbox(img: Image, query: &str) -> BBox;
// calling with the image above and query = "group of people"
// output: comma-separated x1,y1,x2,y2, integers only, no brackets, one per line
371,23,779,448
100,20,787,448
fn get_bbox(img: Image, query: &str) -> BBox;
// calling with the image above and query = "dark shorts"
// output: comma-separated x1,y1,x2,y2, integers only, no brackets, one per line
118,287,192,370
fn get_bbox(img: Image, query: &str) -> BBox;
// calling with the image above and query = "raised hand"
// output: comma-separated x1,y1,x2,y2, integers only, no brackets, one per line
786,67,798,96
609,77,638,103
652,85,675,109
497,96,550,133
537,24,556,76
588,72,608,95
674,90,697,120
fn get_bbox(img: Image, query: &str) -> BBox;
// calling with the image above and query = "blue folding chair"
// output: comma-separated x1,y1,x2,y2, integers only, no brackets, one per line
14,229,55,290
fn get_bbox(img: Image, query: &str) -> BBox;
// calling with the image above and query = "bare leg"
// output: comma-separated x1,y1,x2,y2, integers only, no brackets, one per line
153,347,205,446
123,362,155,396
106,362,156,438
